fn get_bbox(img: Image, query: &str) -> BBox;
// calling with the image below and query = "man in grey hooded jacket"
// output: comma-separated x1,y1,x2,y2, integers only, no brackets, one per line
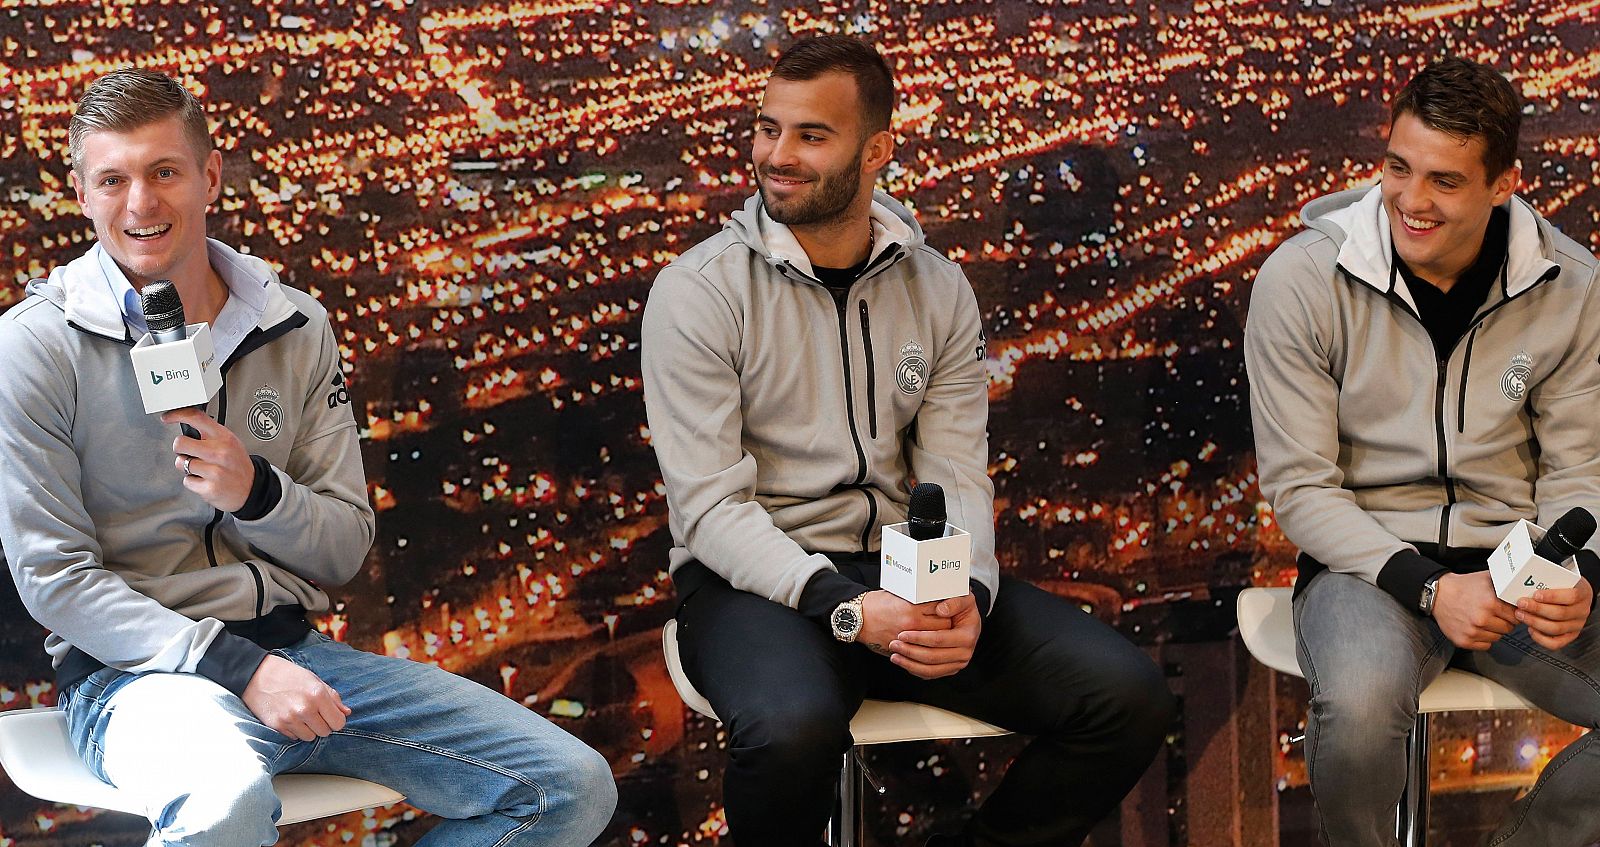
0,69,614,846
642,35,1174,847
1247,58,1600,846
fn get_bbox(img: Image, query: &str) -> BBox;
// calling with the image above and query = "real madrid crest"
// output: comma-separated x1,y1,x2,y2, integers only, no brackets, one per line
896,340,929,396
249,384,284,442
1501,351,1533,402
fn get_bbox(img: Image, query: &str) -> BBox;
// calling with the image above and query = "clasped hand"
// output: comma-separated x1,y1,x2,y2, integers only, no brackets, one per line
858,589,981,679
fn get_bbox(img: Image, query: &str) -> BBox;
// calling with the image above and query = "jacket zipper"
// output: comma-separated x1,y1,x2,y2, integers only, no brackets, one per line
1433,358,1455,548
859,489,878,550
203,380,229,569
1458,326,1479,434
858,300,877,440
830,288,869,485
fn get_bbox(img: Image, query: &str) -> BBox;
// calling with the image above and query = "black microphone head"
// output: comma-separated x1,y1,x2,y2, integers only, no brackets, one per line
1546,508,1597,558
140,280,186,337
909,482,946,523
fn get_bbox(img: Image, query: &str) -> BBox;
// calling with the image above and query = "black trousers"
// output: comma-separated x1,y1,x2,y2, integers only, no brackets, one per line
674,560,1175,847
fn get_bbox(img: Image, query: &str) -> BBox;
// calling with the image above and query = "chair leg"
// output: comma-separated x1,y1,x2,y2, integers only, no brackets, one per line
829,747,862,847
1396,714,1431,847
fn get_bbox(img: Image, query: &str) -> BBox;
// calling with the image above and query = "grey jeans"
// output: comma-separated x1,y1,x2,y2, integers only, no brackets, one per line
1293,571,1600,847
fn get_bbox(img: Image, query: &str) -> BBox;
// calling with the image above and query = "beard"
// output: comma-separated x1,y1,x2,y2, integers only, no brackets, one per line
757,147,865,227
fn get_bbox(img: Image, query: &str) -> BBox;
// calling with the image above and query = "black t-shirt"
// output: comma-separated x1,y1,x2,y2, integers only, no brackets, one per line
1395,206,1509,360
813,252,874,298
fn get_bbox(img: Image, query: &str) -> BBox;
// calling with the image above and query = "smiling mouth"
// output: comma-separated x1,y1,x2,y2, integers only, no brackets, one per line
763,173,811,187
125,224,171,240
1400,213,1440,232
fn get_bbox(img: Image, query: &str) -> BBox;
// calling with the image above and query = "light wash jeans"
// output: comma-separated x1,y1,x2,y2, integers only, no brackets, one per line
1294,571,1600,847
60,631,616,847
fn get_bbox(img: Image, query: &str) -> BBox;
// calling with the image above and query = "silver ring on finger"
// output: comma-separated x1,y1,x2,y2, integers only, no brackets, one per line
183,457,195,476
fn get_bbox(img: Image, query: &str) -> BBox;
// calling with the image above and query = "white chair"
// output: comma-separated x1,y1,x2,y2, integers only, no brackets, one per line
0,706,405,827
1236,586,1535,847
661,619,1010,847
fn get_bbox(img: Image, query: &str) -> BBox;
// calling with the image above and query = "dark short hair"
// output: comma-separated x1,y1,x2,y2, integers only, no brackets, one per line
69,68,212,173
1391,57,1521,180
771,35,896,134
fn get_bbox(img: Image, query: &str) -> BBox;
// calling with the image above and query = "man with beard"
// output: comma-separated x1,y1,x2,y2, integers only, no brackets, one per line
1247,58,1600,846
641,35,1174,847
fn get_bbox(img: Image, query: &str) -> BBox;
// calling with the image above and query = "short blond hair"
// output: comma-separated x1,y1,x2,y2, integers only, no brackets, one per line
69,68,212,172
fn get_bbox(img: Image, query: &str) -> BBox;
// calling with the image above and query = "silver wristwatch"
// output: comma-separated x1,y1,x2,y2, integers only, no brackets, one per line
830,595,866,643
1419,574,1442,616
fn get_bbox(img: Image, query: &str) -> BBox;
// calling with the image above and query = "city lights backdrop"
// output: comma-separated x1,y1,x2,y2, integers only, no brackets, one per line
3,1,1599,845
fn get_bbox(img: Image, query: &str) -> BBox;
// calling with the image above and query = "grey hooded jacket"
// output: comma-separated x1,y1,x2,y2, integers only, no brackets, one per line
641,192,997,612
0,240,374,696
1246,185,1600,608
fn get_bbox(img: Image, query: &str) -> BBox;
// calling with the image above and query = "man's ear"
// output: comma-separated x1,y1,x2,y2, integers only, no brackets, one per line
862,128,895,174
204,148,223,206
70,168,90,218
1491,163,1521,206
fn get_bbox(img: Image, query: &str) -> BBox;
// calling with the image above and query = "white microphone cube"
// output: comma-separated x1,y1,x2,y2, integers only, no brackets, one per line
1489,519,1581,605
130,323,223,414
880,522,972,604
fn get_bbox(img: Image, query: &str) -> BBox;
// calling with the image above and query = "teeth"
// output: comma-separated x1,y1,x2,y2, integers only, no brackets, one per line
127,225,169,237
1401,213,1439,231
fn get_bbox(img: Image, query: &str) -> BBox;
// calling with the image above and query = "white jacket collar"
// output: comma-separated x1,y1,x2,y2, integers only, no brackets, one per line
1321,185,1558,307
56,239,294,340
755,200,915,281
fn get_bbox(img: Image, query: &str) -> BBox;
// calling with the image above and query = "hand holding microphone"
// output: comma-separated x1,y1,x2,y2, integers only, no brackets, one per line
162,407,255,513
1516,508,1597,650
134,280,246,507
138,280,208,439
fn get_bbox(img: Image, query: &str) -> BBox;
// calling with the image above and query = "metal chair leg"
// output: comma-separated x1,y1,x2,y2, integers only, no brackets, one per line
1396,714,1431,847
830,747,862,847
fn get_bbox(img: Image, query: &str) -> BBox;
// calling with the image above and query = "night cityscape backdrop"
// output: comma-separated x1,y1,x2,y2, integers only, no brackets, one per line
2,1,1598,845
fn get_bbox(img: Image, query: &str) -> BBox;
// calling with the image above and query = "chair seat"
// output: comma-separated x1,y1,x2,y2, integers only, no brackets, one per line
661,620,1009,744
1236,587,1535,713
0,707,404,825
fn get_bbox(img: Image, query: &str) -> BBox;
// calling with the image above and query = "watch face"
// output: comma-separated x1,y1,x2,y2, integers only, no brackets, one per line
834,605,862,636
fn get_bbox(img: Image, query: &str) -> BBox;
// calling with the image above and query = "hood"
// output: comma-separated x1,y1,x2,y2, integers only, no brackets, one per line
1299,185,1560,312
724,189,923,281
27,239,297,340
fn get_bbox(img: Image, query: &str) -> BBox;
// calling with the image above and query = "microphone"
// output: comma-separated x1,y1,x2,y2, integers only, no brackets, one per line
130,280,221,424
908,482,946,541
882,482,968,602
140,280,188,344
1533,508,1597,564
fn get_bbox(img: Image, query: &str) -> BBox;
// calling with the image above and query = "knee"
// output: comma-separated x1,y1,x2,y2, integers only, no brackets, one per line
1091,654,1177,745
728,698,852,777
1307,680,1416,754
564,745,617,836
150,770,279,847
492,735,615,844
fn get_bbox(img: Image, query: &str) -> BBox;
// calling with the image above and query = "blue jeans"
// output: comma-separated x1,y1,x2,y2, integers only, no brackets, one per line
60,632,616,847
1294,571,1600,847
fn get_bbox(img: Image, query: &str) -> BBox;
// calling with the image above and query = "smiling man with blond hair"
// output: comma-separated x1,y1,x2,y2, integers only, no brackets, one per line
0,68,615,847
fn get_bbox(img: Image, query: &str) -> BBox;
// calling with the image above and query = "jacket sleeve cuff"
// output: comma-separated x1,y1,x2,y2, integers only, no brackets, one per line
798,569,870,622
196,631,270,697
232,456,284,522
1375,549,1448,615
1576,550,1600,588
970,580,993,617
